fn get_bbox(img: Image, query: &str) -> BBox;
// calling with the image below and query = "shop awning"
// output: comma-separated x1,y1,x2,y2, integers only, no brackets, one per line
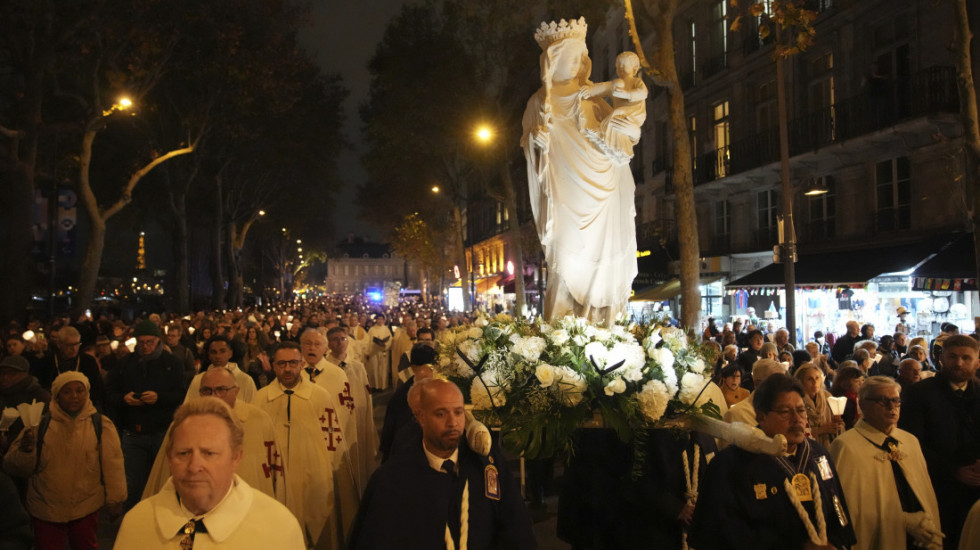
909,232,978,291
630,276,723,302
728,237,949,288
496,274,537,294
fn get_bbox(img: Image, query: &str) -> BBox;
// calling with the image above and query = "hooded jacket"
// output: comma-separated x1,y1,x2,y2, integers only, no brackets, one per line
3,396,126,522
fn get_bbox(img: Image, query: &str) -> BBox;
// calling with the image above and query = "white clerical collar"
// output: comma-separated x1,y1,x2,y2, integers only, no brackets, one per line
422,442,459,474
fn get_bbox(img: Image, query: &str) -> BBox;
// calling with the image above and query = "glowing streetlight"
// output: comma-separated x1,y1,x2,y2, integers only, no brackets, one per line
296,239,302,244
118,97,133,110
258,209,266,216
475,125,494,144
431,185,440,194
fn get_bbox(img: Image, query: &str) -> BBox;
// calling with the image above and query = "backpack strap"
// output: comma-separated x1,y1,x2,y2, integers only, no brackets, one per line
33,414,52,473
34,412,104,484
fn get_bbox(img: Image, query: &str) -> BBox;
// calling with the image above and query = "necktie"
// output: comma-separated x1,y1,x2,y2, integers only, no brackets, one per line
178,519,207,549
882,436,922,513
442,459,456,475
340,361,346,368
443,459,461,543
283,389,293,422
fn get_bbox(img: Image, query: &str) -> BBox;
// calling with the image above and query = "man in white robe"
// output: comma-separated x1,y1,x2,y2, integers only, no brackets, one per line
324,326,378,493
830,376,943,550
389,319,416,387
142,367,283,502
364,314,392,390
252,343,338,549
184,335,256,403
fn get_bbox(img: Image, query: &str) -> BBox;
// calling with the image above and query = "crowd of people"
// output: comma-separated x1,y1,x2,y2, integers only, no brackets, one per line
0,296,978,549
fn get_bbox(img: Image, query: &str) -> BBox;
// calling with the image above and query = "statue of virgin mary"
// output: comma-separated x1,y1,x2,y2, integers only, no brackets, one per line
521,18,639,325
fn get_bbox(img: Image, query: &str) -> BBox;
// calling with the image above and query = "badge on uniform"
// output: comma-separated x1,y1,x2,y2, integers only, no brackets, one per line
484,458,500,501
833,495,848,527
817,456,834,481
791,473,813,502
754,483,767,500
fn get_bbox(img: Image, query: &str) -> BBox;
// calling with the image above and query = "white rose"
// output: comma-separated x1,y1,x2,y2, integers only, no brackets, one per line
650,346,675,372
622,365,644,382
679,372,708,405
549,328,570,346
536,364,557,388
690,357,706,374
610,341,646,371
603,376,626,396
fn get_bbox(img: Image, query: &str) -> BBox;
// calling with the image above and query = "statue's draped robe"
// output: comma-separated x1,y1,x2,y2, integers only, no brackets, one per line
522,87,637,325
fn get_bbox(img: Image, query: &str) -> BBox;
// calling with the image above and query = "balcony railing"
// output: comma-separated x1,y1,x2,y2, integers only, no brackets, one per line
703,53,728,80
684,66,957,185
636,219,678,248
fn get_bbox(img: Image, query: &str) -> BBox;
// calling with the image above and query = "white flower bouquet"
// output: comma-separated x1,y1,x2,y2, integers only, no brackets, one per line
435,314,721,459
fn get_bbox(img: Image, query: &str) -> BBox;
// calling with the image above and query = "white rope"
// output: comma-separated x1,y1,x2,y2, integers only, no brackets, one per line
681,444,700,550
782,473,827,546
444,480,470,550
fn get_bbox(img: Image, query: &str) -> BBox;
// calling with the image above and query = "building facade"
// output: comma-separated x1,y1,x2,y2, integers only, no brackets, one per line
323,235,420,295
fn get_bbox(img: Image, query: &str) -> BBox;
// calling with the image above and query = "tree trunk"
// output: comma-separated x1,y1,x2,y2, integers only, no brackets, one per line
173,205,190,312
644,0,702,330
954,0,980,285
75,218,106,319
500,156,526,317
452,203,472,312
210,177,226,308
226,222,243,309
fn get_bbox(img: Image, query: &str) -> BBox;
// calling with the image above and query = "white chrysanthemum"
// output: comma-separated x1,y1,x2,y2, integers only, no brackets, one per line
637,379,672,422
467,327,483,340
609,341,646,371
512,335,547,362
470,372,507,410
689,357,706,374
679,372,708,405
548,328,570,347
649,346,675,372
603,376,626,396
535,364,557,388
554,366,588,406
583,342,608,368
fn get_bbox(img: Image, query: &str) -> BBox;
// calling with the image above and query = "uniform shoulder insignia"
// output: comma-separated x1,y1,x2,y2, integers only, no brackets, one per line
485,463,501,500
754,483,767,500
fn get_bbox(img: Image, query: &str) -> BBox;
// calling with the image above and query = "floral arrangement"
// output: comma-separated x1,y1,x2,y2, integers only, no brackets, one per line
435,313,721,459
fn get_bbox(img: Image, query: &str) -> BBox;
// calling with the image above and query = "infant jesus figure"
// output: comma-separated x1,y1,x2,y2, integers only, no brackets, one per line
582,51,648,165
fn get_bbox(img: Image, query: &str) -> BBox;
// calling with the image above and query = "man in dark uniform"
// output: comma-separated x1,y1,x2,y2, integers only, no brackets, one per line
350,378,536,549
899,333,980,549
689,374,856,550
378,342,436,463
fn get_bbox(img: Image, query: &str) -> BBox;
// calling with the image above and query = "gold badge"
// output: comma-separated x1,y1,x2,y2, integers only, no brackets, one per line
771,486,778,495
792,473,813,502
754,483,767,500
484,464,501,500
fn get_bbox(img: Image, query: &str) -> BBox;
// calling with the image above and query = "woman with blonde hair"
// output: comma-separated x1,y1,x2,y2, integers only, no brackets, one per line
794,363,843,447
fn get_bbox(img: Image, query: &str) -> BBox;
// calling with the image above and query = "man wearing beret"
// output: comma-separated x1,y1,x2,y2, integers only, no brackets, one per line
106,319,186,511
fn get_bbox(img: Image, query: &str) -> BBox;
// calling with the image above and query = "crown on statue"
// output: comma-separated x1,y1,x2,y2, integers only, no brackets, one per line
534,17,588,49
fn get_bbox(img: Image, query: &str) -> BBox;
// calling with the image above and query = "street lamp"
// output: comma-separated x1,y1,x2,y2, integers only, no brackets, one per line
475,125,494,144
431,185,440,194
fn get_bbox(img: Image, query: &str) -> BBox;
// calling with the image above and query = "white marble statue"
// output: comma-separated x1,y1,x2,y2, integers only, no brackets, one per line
521,17,639,326
583,51,648,165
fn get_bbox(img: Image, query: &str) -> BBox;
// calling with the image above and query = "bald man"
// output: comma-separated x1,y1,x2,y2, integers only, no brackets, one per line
349,378,535,549
142,367,284,502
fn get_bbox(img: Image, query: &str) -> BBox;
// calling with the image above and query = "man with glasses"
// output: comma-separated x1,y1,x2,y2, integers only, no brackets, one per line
690,374,856,550
252,342,342,549
142,367,284,503
900,334,980,549
106,320,186,512
184,335,257,404
831,376,942,549
35,325,105,411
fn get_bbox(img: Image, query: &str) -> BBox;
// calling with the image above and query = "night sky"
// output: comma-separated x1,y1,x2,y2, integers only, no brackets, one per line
299,0,409,242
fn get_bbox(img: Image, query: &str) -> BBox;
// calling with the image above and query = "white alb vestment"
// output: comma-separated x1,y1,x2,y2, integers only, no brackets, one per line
142,400,283,503
252,379,338,549
830,420,941,550
184,362,257,404
364,325,392,390
326,353,379,493
115,475,304,549
521,84,637,325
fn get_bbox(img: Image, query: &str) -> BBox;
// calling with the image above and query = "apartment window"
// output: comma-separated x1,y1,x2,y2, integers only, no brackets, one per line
496,202,502,226
807,177,836,241
757,189,779,246
714,200,731,250
712,101,730,178
756,80,776,133
689,115,697,171
689,20,697,80
709,1,728,67
876,157,911,231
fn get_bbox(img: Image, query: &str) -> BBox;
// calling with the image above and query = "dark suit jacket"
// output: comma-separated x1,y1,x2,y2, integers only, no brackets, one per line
378,377,414,463
349,426,536,550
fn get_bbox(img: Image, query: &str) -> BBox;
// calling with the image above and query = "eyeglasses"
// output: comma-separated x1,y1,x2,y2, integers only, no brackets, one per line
199,385,237,397
274,359,302,368
867,397,902,408
770,407,808,418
